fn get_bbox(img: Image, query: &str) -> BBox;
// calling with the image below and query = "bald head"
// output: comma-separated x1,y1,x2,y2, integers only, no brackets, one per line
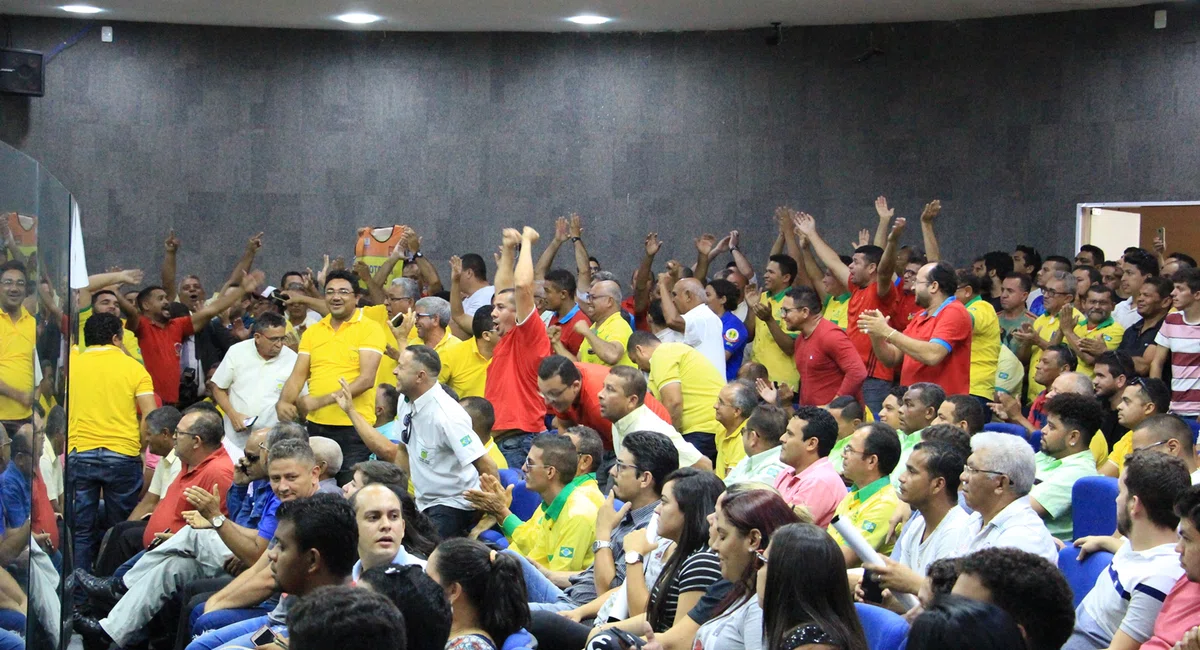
673,278,707,312
1052,372,1094,396
309,436,344,480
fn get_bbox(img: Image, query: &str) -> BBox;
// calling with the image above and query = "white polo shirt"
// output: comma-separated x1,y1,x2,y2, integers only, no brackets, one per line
148,451,182,498
610,404,704,468
682,303,727,375
955,496,1058,565
1071,540,1183,647
461,285,495,317
211,339,299,452
399,383,486,511
890,506,969,577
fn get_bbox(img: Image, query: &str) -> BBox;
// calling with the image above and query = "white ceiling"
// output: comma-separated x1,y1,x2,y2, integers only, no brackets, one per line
0,0,1161,31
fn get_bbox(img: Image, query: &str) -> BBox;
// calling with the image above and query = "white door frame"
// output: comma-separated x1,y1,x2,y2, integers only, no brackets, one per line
1075,201,1200,250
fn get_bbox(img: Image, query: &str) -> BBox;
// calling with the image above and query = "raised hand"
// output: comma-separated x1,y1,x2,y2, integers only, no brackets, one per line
522,226,540,244
920,200,941,223
554,216,570,243
403,226,421,253
331,256,346,272
644,233,663,257
393,309,417,341
888,217,908,241
793,212,817,237
449,255,463,282
119,269,145,285
569,213,583,239
857,309,892,338
710,235,731,257
501,228,522,249
1153,234,1167,254
875,196,894,220
854,228,870,248
729,230,741,250
665,260,683,280
165,230,181,253
246,232,264,252
695,233,717,256
755,378,779,405
353,260,371,282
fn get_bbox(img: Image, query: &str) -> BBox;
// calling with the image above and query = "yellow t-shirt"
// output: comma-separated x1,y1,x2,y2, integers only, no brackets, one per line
299,309,387,426
0,307,35,421
363,304,418,387
964,297,1001,400
502,481,598,571
823,292,852,330
1027,308,1082,402
1090,429,1109,468
827,477,901,556
648,342,724,436
485,439,508,470
1073,317,1125,377
715,420,747,479
749,291,800,390
78,306,143,364
1105,431,1132,474
68,346,155,456
438,338,491,399
577,312,636,367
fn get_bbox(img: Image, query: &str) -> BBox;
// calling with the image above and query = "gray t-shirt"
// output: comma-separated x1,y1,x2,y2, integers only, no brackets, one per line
563,500,658,606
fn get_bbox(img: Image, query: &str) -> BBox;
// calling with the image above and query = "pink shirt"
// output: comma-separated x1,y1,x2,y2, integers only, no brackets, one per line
772,456,848,527
1141,575,1200,650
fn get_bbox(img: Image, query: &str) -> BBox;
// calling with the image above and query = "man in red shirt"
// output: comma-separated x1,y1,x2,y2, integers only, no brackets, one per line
1139,485,1200,650
782,286,867,406
486,227,551,469
128,272,260,405
536,356,673,450
859,261,973,395
544,269,590,356
796,212,904,415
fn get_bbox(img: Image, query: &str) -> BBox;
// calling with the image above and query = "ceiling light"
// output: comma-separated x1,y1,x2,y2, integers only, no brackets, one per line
335,12,382,24
60,5,103,13
567,14,612,25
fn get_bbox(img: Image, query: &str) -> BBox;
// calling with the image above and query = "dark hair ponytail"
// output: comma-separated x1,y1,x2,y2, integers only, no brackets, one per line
434,538,530,643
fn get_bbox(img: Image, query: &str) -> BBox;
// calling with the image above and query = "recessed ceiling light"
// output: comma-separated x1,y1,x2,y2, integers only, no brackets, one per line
335,12,382,24
567,14,612,25
60,5,103,13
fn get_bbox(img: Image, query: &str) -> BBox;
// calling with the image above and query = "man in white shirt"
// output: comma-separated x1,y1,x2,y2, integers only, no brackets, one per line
866,440,969,612
1065,451,1191,650
656,276,726,374
723,403,790,486
382,345,498,538
457,254,495,318
1113,249,1159,329
210,312,299,459
956,431,1058,564
598,365,708,470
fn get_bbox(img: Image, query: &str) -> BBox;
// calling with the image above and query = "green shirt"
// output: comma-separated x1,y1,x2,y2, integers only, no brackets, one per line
827,476,900,555
1030,450,1099,540
890,428,924,491
831,436,852,474
724,446,789,486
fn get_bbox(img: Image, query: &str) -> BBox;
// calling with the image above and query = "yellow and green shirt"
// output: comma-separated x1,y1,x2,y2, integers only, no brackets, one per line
963,296,1001,400
502,478,599,571
578,312,637,368
1026,308,1082,402
1073,316,1125,377
749,290,801,390
823,292,852,330
827,476,901,556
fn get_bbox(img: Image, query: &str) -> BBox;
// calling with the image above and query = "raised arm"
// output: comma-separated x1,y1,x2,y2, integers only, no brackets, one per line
448,256,474,336
728,230,755,280
779,208,811,289
920,201,942,262
191,271,259,332
515,227,539,321
161,230,180,302
799,238,828,301
570,214,592,291
221,233,263,292
693,234,717,283
793,213,851,288
657,270,686,333
634,233,663,315
876,217,905,296
536,217,570,281
404,228,442,295
495,232,518,293
372,233,408,289
872,196,894,248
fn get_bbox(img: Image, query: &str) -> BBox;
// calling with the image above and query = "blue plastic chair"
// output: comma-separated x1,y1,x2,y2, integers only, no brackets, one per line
855,603,909,650
1188,419,1200,445
1072,476,1119,540
983,422,1029,438
501,628,537,650
1058,546,1114,607
499,469,541,521
1029,429,1043,453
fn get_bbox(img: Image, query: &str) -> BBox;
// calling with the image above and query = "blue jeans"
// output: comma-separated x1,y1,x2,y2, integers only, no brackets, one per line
862,377,894,418
682,432,717,464
507,550,575,612
497,433,535,470
114,550,145,581
191,604,274,640
70,448,144,573
186,615,283,650
0,629,21,650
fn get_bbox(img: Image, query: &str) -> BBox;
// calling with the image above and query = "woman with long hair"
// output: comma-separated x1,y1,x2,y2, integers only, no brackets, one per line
757,523,868,650
586,468,726,648
694,489,800,650
426,538,531,650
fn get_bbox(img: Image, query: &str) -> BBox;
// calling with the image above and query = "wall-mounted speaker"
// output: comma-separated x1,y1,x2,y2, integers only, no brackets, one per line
0,48,44,97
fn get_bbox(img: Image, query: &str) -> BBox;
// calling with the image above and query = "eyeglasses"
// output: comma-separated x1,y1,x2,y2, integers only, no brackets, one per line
259,335,288,343
614,459,642,474
963,463,1007,478
174,428,200,439
1041,288,1063,298
1133,439,1169,453
522,458,548,471
325,288,355,297
0,279,25,288
841,445,870,457
244,452,261,464
754,549,768,565
779,307,800,316
385,296,412,303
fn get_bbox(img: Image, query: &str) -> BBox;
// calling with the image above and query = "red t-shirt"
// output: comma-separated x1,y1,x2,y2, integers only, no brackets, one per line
549,362,673,449
144,447,234,548
794,318,868,406
31,472,58,551
487,310,552,433
620,297,650,333
846,282,897,382
900,298,973,394
131,315,195,404
548,305,591,356
893,290,922,330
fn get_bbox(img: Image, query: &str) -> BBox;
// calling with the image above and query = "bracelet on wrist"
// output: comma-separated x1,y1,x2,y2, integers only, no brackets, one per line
885,329,897,342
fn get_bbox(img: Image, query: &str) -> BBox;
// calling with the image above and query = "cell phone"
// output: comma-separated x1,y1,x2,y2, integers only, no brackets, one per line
390,311,406,327
1158,226,1167,245
861,569,884,604
252,627,277,647
242,416,258,428
147,528,171,550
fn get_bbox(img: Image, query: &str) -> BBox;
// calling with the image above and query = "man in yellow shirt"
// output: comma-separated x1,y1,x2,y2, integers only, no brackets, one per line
711,380,758,479
828,422,902,567
0,260,36,434
362,277,421,387
459,396,509,471
746,255,802,391
466,434,599,574
278,270,385,485
439,307,496,399
1016,271,1080,401
68,312,158,572
1060,284,1124,378
575,281,636,367
955,272,1001,406
563,425,606,507
627,332,725,464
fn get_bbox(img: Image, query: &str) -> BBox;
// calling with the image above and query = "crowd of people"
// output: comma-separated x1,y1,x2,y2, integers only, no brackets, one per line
0,202,1195,650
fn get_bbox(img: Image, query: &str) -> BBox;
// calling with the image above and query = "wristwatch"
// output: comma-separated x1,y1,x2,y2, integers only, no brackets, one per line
569,236,582,243
593,540,613,553
210,515,227,529
624,550,643,565
406,251,424,263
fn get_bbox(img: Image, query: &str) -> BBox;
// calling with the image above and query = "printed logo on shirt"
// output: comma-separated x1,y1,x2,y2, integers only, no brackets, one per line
559,546,575,559
459,435,472,447
724,328,740,343
862,521,877,533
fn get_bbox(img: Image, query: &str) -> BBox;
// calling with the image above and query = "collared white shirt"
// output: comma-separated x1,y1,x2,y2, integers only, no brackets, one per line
724,446,788,486
891,506,970,577
211,339,300,454
351,545,427,582
461,285,495,317
956,496,1058,565
39,443,63,500
401,383,486,511
682,303,726,374
1113,297,1140,329
147,451,182,498
611,404,703,468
